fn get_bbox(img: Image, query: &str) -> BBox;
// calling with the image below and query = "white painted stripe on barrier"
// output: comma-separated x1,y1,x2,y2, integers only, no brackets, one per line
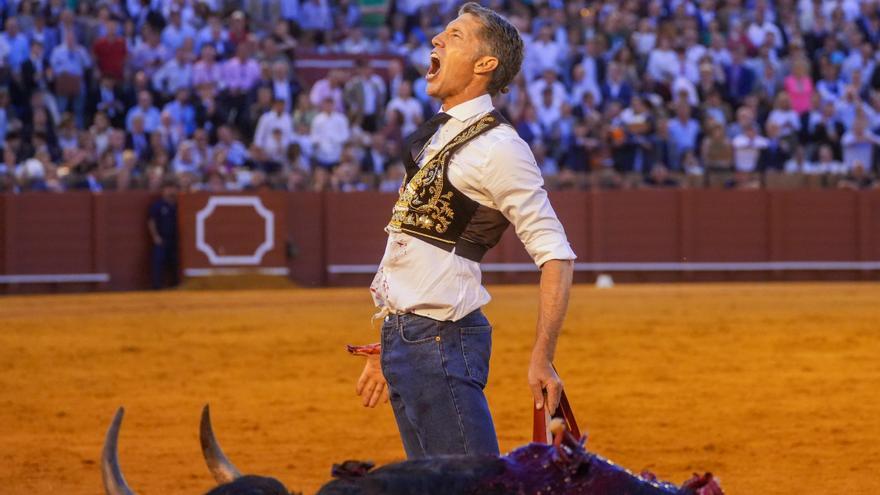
327,261,880,274
0,273,110,283
184,267,290,277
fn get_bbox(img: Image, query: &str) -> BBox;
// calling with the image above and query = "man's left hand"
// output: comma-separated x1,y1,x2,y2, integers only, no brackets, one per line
528,357,563,414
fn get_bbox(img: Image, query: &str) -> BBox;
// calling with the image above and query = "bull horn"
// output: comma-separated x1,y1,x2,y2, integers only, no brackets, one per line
200,404,242,484
101,407,136,495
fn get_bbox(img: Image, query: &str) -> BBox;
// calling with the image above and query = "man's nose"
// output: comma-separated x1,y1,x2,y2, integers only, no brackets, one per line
431,33,444,48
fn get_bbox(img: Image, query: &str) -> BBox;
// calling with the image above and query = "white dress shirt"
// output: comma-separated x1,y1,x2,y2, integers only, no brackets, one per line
254,110,294,152
732,134,769,172
370,94,576,321
309,110,350,164
386,96,424,136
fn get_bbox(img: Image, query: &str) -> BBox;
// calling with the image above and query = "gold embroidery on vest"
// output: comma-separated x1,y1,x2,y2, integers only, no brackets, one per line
388,114,497,235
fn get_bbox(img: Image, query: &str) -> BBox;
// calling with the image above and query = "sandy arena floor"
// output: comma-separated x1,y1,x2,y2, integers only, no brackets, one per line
1,283,879,494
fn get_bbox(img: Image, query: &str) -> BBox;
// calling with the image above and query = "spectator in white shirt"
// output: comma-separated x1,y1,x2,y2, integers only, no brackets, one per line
841,117,880,172
578,37,604,89
631,18,657,57
746,9,783,49
527,25,564,79
310,97,350,169
784,145,815,174
835,85,875,130
707,34,732,69
386,81,424,137
646,35,677,83
841,41,874,86
766,92,802,137
291,121,314,167
533,87,562,134
570,63,602,107
815,63,844,103
339,27,373,54
528,70,568,111
813,143,844,174
152,46,193,99
172,140,201,176
684,29,707,68
732,124,770,172
254,99,294,154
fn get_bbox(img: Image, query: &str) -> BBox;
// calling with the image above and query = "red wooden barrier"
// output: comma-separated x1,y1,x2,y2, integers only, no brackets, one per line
2,190,879,294
178,192,288,277
102,192,155,291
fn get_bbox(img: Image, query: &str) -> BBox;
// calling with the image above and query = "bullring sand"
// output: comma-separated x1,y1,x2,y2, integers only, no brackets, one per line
1,283,879,494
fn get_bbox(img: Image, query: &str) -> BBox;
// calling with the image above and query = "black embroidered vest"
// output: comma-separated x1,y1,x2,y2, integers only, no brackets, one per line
387,110,511,262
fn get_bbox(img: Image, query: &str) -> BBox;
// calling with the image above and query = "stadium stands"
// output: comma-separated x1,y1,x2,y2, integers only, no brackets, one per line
0,0,878,193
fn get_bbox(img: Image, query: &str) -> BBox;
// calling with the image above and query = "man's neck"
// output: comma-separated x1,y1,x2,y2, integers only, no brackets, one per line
441,90,489,112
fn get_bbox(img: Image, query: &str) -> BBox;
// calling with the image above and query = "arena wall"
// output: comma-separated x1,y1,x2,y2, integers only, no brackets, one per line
1,190,879,293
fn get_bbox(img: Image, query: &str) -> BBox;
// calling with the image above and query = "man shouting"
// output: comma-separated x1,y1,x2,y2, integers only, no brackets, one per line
357,2,576,458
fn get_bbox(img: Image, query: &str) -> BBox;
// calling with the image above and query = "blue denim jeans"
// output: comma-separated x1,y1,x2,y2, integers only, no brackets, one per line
380,309,499,458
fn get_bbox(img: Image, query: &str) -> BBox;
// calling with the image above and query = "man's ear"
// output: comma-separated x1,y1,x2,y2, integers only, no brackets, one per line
474,55,499,76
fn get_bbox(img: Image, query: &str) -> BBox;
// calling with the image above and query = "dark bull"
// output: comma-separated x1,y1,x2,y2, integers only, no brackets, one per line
102,406,723,495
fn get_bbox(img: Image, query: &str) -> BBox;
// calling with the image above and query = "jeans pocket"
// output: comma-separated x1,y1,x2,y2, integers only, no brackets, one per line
398,315,441,344
460,326,492,388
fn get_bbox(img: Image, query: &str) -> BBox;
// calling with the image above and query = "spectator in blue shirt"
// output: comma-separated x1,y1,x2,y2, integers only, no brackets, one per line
49,30,90,128
152,46,194,99
161,8,196,52
1,17,30,71
28,12,59,61
667,102,701,170
300,0,333,31
162,88,197,137
126,90,161,133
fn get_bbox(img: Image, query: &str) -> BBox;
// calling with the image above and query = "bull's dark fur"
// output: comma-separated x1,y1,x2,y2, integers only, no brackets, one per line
318,456,510,494
102,406,721,495
204,475,289,495
316,442,703,495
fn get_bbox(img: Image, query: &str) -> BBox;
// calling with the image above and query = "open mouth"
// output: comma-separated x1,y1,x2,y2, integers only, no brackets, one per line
427,53,441,80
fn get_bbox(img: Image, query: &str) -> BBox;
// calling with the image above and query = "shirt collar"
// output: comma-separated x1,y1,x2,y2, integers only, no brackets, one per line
442,93,494,122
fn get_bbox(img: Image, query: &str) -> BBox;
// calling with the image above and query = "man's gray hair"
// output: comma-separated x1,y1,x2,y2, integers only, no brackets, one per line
458,2,524,96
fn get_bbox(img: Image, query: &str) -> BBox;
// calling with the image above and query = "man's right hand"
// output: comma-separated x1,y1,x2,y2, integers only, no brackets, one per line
356,354,389,408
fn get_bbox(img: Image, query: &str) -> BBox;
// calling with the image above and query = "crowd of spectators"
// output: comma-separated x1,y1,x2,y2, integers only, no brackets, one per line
1,0,879,194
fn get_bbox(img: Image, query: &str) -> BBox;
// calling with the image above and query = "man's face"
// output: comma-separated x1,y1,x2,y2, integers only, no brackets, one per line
162,185,177,202
426,14,485,100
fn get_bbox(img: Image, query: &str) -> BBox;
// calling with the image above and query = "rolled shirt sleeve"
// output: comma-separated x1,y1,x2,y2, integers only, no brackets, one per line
480,136,577,267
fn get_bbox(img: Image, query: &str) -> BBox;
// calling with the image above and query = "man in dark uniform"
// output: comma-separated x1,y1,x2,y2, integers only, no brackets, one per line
147,180,179,289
